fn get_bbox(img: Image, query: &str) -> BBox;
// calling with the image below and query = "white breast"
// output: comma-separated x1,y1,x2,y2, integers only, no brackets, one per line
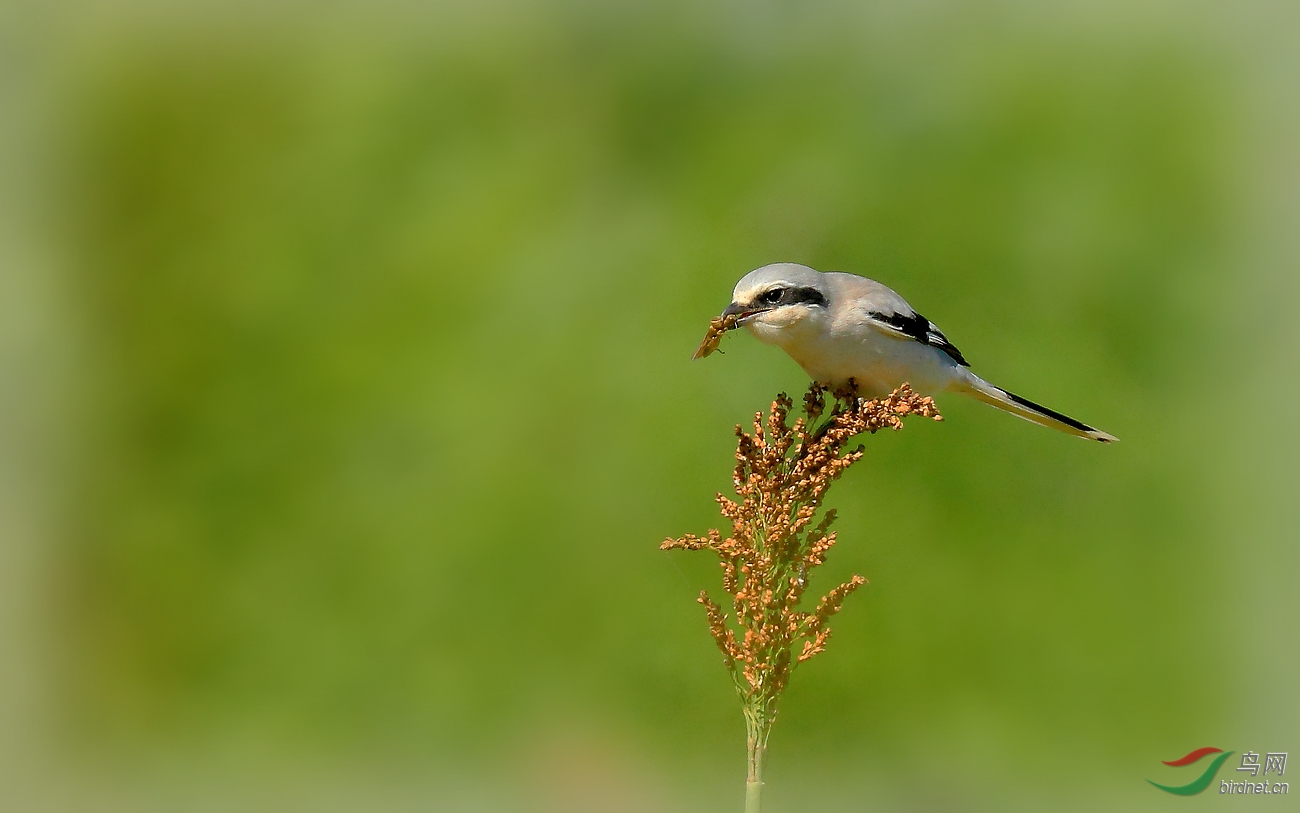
774,315,963,398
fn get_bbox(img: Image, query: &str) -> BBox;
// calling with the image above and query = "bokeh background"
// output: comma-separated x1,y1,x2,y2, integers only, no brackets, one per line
2,1,1297,811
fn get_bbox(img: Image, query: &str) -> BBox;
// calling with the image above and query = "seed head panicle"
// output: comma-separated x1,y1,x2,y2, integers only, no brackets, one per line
662,384,941,718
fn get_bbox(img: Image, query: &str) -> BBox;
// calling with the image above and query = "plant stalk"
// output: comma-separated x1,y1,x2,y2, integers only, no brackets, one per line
664,386,940,813
744,705,771,813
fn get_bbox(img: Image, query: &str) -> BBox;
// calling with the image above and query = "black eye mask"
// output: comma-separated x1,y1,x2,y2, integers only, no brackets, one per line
776,286,828,308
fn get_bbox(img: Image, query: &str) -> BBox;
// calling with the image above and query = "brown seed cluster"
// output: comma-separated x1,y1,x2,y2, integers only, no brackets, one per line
692,312,741,359
662,383,941,721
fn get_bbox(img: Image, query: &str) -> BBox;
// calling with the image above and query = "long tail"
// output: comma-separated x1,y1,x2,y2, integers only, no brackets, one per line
956,374,1117,443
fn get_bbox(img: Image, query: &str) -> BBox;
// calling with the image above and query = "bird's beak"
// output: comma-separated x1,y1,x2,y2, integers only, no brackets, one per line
722,301,770,324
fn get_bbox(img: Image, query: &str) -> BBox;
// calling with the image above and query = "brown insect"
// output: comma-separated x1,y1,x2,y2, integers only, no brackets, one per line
692,312,741,359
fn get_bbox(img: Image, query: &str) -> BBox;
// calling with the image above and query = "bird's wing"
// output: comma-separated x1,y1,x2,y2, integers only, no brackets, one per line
862,308,969,366
825,273,971,367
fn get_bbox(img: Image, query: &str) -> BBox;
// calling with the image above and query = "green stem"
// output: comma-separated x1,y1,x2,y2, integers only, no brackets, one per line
743,705,772,813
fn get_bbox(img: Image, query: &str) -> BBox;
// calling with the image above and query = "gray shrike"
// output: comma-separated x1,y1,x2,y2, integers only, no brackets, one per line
713,263,1116,443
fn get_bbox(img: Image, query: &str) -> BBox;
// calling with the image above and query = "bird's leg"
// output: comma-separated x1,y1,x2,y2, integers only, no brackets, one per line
831,377,861,403
808,378,862,441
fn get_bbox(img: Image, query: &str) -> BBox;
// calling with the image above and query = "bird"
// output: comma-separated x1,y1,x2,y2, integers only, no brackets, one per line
710,262,1117,443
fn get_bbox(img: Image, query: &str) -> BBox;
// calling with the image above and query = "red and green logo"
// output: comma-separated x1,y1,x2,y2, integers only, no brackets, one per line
1148,747,1234,795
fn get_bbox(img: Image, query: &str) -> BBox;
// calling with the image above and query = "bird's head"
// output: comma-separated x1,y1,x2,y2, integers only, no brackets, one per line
722,263,830,346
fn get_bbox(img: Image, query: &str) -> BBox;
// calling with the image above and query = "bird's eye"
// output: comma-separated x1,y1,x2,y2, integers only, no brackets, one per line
760,288,784,305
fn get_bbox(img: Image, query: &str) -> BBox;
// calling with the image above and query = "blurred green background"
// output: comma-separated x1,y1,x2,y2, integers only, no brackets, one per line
2,1,1297,811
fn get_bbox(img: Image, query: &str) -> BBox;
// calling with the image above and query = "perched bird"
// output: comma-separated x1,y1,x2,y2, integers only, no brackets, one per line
713,262,1116,443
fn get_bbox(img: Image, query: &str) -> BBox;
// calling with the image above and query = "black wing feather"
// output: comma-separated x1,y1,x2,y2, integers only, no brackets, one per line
866,310,969,367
